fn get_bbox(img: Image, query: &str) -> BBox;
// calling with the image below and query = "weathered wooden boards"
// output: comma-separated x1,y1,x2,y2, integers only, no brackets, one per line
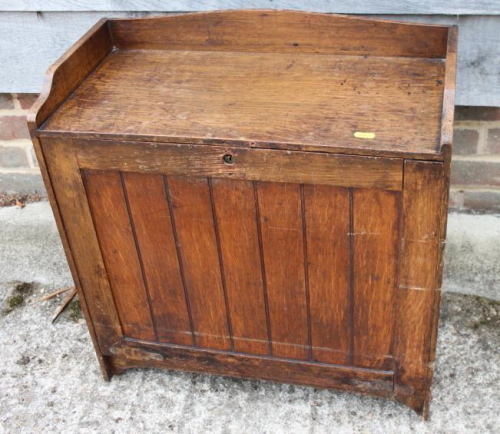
394,161,447,415
73,141,403,190
42,48,445,159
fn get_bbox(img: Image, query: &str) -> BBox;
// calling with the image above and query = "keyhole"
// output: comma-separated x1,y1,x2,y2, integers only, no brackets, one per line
223,154,234,165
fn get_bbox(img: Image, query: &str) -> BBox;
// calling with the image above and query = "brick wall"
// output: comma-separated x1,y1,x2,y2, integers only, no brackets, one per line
451,107,500,212
0,93,499,211
0,94,44,194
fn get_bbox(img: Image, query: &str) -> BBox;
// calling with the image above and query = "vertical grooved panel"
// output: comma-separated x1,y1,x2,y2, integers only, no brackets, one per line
122,172,194,346
83,170,156,342
304,185,350,365
257,182,309,360
166,176,231,350
348,188,355,366
211,178,270,355
352,189,399,370
300,185,313,361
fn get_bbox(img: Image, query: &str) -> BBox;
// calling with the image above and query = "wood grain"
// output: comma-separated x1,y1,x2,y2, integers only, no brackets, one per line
166,176,231,350
83,170,156,342
30,135,113,378
27,18,112,132
41,138,122,351
303,185,351,365
256,182,309,360
110,339,394,398
122,172,194,346
352,189,399,370
110,10,448,58
74,140,403,191
43,49,446,158
393,161,445,415
42,139,122,354
211,179,270,355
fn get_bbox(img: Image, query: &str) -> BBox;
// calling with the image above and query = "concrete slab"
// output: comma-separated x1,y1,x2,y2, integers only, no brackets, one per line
444,212,500,300
0,282,498,433
0,202,71,289
0,173,46,195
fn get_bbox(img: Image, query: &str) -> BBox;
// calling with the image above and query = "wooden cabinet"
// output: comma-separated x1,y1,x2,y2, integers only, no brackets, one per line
28,11,457,419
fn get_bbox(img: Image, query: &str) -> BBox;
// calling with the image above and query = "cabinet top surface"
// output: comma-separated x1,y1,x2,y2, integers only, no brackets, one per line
33,11,456,159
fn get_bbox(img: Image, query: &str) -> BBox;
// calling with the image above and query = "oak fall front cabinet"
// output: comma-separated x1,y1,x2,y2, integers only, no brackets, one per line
28,11,457,419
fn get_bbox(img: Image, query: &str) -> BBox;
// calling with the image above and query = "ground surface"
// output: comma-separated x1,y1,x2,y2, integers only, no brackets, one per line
0,201,499,433
0,194,42,208
0,282,499,433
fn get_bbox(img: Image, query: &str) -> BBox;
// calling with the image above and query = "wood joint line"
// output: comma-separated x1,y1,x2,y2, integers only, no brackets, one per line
120,171,160,343
253,181,273,357
348,188,355,366
163,175,197,347
300,184,313,361
208,177,235,352
80,168,127,337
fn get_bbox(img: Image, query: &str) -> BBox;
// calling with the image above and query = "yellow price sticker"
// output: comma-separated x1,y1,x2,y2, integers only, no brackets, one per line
353,132,376,139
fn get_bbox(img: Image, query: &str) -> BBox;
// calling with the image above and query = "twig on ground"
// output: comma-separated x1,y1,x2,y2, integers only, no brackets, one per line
51,287,77,323
33,285,74,304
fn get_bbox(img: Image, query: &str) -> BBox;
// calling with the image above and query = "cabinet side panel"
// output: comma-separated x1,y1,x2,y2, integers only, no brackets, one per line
83,170,156,342
394,161,445,412
29,20,112,130
211,179,270,355
352,189,399,370
41,138,122,351
166,176,231,350
303,185,351,365
122,172,194,346
256,182,310,360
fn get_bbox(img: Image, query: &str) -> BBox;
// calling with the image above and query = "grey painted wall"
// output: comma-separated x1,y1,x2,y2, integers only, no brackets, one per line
1,1,499,14
0,3,499,106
